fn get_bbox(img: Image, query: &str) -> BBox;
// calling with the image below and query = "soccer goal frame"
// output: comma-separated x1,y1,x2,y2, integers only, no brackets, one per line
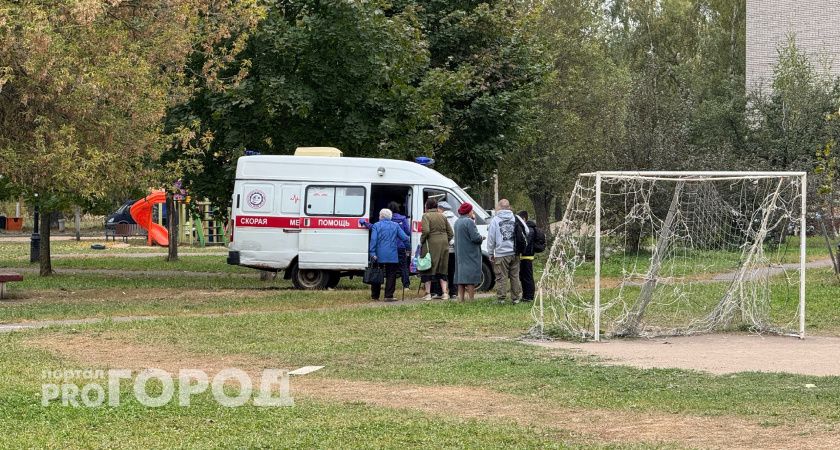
537,171,808,341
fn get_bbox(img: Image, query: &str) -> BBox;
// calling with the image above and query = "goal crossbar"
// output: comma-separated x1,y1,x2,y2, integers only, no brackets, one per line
582,171,807,177
580,171,807,182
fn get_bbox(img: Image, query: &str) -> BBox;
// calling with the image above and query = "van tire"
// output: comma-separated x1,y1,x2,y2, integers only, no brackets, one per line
291,266,330,290
478,259,495,292
327,272,340,288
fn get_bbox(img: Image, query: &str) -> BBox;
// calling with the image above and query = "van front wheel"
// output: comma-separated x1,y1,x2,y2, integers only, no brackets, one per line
291,266,330,290
478,259,495,292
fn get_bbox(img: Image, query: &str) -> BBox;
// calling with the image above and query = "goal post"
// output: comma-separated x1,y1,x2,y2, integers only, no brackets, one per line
534,171,808,341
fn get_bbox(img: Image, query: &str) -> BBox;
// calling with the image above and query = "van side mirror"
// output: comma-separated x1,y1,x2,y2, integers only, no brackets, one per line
486,209,495,217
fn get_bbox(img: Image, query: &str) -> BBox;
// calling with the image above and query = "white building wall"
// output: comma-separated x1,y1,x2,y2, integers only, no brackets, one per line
746,0,840,92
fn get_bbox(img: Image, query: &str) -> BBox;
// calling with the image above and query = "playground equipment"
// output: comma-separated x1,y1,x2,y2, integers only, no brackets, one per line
129,190,169,246
124,190,229,247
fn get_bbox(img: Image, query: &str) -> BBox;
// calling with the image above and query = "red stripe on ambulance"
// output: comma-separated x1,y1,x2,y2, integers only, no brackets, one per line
236,216,300,228
235,215,367,229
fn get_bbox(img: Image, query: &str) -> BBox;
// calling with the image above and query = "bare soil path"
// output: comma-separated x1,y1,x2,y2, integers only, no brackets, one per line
710,257,836,282
11,267,252,277
530,333,840,376
0,295,488,331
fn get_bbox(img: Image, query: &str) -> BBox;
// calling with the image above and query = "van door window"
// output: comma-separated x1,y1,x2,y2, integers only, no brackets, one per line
306,186,335,215
423,188,485,225
335,187,366,216
305,185,367,217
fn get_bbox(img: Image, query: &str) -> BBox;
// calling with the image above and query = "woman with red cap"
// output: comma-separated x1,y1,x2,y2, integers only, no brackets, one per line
453,202,484,301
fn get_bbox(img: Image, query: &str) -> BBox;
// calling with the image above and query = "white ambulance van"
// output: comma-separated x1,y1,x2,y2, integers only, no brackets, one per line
226,149,495,290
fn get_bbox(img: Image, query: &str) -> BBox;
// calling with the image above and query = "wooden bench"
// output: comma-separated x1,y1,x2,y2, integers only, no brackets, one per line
114,223,146,242
0,273,23,299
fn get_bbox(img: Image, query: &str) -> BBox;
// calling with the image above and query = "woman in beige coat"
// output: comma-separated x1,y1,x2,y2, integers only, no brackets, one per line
420,198,454,299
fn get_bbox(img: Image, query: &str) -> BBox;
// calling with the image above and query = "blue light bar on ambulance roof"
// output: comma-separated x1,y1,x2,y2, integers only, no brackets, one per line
415,156,435,167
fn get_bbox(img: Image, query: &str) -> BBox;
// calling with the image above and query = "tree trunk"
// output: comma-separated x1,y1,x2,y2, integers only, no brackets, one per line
74,206,81,241
166,192,179,262
554,196,564,222
39,210,52,276
528,192,553,231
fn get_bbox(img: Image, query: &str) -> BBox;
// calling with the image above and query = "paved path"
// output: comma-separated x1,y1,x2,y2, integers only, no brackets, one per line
3,252,224,260
710,257,836,281
0,235,107,242
11,267,251,278
620,257,836,287
0,294,497,333
50,252,224,259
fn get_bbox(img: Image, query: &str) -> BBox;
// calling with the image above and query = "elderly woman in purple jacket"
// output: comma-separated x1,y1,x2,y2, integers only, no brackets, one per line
364,208,410,301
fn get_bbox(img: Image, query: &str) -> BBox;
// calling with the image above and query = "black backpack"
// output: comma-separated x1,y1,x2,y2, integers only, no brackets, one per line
532,226,547,253
514,218,528,254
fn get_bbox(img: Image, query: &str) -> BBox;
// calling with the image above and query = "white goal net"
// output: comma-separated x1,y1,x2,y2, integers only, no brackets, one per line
533,172,807,341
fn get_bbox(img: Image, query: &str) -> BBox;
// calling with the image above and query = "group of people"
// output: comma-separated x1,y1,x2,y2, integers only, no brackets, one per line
365,197,544,303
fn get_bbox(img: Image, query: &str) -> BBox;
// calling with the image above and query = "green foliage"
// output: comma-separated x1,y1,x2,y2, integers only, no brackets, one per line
503,0,624,228
164,0,544,207
747,36,840,171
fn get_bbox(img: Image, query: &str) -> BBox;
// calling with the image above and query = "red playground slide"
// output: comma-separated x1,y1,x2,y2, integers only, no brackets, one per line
129,191,169,247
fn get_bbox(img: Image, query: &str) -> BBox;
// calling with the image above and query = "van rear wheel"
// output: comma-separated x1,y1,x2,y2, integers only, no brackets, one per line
291,266,330,290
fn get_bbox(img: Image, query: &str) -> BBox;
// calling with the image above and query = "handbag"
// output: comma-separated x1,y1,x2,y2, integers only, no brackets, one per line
416,251,432,272
363,258,384,285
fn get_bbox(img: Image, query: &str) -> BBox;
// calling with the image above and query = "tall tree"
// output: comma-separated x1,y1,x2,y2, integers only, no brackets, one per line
505,0,626,230
0,0,262,275
606,0,747,170
747,37,840,171
164,0,543,208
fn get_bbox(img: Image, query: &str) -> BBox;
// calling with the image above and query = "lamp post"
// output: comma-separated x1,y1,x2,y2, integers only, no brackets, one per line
30,194,40,263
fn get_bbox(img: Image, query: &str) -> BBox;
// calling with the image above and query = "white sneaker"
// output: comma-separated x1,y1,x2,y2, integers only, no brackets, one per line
422,294,433,300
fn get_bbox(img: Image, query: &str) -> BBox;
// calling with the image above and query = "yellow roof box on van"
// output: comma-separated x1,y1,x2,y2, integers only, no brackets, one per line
294,147,343,157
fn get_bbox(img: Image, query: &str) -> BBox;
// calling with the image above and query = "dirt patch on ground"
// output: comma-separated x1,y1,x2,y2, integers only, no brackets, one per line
26,333,840,449
529,333,840,377
2,288,267,305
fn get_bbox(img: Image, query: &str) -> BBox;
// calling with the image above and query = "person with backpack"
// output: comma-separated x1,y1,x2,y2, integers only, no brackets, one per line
517,210,545,302
388,201,412,290
487,199,529,304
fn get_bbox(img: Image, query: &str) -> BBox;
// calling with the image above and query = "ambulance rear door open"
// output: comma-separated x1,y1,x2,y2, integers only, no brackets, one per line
299,183,370,269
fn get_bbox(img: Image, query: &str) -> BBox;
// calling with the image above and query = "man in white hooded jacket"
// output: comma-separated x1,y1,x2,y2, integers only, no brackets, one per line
487,199,529,304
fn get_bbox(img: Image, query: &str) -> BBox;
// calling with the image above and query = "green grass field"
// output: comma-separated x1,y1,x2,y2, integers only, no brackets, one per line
1,238,838,448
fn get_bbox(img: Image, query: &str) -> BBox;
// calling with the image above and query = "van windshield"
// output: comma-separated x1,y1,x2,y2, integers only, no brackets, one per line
452,187,489,222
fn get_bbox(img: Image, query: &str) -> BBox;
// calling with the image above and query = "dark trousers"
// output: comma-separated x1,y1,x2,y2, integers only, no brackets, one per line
519,258,535,300
371,263,398,300
397,250,410,288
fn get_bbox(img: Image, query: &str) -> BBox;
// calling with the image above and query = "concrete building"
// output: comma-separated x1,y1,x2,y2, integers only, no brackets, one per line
746,0,840,91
